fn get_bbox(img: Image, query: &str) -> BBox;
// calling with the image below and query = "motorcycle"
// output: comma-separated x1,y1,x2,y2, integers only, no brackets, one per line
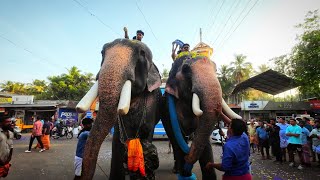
13,126,22,139
52,126,73,139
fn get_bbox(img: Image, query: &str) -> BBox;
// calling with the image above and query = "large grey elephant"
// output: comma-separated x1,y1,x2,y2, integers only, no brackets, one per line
79,39,162,180
161,54,241,179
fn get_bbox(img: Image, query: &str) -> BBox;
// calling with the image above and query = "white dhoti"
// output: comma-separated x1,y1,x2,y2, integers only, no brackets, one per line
74,156,83,176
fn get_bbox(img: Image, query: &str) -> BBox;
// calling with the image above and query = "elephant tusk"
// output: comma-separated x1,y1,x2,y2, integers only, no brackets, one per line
222,98,242,119
192,93,203,116
117,80,132,115
76,81,98,112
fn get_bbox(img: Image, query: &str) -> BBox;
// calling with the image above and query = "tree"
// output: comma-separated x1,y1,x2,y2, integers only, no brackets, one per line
230,54,253,84
0,81,28,94
218,65,235,102
273,10,320,99
26,80,48,99
46,66,94,100
291,10,320,99
229,54,253,103
161,68,169,83
256,64,269,74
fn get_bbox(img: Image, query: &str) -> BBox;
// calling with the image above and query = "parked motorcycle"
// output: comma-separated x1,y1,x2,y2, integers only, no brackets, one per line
13,126,22,139
52,126,73,139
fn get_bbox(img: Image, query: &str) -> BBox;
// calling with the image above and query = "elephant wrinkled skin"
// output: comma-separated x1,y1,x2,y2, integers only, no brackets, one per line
80,39,162,180
162,54,238,179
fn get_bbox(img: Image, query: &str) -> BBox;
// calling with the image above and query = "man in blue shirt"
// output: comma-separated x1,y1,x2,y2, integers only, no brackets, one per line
206,119,252,180
286,118,303,170
74,118,93,179
256,121,271,160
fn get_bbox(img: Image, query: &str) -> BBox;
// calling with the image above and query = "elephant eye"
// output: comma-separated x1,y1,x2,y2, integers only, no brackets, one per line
140,50,146,57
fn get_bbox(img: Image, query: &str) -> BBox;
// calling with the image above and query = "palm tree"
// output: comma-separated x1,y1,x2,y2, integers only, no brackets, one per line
218,65,234,102
230,54,253,84
230,54,253,103
256,64,269,75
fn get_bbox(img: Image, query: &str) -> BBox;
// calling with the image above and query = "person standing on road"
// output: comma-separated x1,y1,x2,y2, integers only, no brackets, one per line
35,118,51,150
256,121,271,160
286,118,304,170
267,119,282,163
25,116,45,153
206,119,252,180
276,118,289,162
299,120,311,167
0,115,14,178
74,118,93,179
309,119,320,166
248,120,257,153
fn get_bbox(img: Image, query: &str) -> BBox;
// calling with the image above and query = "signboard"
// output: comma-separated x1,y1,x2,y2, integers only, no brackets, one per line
310,100,320,110
241,101,268,111
0,107,5,113
58,108,78,125
0,97,12,104
85,111,93,118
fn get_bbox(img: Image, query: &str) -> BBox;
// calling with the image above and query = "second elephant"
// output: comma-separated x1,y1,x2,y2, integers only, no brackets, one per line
162,54,241,179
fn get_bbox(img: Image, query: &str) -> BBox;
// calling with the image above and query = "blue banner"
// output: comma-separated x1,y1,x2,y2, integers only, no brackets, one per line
58,108,78,126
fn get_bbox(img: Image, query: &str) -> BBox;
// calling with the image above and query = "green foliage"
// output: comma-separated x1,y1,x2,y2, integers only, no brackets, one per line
0,66,94,101
218,65,235,102
230,54,253,84
46,66,94,101
0,81,27,94
161,68,169,82
273,10,320,99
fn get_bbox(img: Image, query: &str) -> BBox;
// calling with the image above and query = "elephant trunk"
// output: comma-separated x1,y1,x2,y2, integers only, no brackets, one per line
80,45,133,179
185,61,222,164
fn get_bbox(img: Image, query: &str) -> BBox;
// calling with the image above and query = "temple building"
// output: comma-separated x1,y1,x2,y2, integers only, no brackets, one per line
191,28,214,58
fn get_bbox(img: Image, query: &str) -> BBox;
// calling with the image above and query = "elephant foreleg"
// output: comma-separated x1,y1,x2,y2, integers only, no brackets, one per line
109,124,126,180
198,141,217,180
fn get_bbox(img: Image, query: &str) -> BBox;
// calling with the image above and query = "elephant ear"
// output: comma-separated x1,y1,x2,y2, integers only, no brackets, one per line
147,62,162,92
165,57,186,99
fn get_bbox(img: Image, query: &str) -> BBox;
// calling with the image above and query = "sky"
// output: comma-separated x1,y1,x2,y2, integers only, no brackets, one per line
0,0,319,84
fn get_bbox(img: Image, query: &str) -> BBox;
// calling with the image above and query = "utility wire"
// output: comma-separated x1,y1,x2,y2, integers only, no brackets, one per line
209,0,238,46
212,0,242,45
216,0,253,48
135,1,158,41
207,0,226,40
72,0,121,36
0,34,63,71
218,0,260,50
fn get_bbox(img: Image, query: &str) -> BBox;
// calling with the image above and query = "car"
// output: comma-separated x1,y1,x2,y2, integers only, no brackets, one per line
210,127,228,144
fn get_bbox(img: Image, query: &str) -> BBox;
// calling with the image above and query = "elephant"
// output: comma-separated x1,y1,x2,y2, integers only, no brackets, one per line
79,38,162,180
161,54,242,179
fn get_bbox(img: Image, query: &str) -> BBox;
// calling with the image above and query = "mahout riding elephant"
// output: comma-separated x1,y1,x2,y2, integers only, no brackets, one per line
78,38,162,180
161,54,242,179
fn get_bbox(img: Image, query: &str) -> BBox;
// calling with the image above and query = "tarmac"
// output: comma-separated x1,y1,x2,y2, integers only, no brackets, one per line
6,133,320,180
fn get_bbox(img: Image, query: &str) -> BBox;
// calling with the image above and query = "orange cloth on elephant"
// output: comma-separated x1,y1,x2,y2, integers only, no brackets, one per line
0,163,11,177
36,135,50,149
126,138,146,177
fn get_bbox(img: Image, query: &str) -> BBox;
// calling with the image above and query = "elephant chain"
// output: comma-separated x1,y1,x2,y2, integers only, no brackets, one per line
117,94,147,145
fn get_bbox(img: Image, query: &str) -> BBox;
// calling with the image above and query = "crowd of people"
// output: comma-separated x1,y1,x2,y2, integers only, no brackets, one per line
248,117,320,170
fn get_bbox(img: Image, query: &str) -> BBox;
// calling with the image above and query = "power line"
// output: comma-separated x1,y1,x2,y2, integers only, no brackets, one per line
212,0,242,45
216,0,253,48
206,0,226,41
72,0,121,36
218,0,260,50
135,1,159,41
0,34,63,71
209,0,238,46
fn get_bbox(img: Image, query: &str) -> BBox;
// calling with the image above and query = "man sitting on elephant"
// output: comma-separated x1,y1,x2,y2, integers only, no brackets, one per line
124,27,144,41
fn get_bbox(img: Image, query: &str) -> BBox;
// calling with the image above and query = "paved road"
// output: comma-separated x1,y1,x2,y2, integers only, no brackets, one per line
6,134,320,180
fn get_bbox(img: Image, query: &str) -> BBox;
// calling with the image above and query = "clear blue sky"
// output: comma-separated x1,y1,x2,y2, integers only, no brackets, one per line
1,0,319,83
